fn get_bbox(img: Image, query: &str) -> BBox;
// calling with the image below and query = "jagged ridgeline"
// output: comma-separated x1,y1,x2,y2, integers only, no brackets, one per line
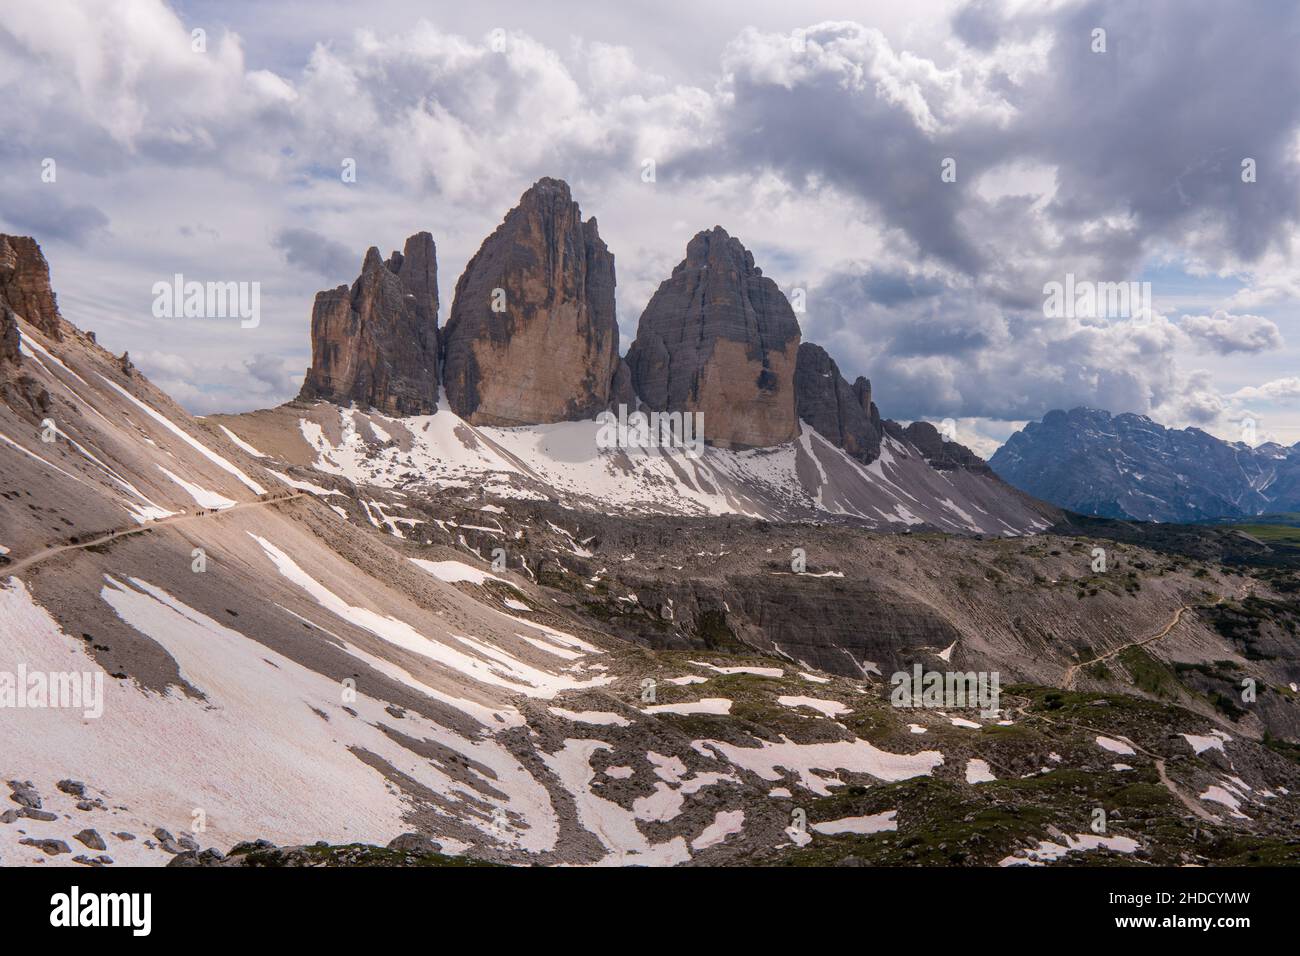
992,407,1300,523
283,177,1049,533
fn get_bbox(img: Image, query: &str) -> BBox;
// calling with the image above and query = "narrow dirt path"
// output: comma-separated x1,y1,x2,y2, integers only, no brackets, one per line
3,492,306,577
1034,578,1255,819
1009,697,1219,822
1062,601,1201,689
1061,584,1250,690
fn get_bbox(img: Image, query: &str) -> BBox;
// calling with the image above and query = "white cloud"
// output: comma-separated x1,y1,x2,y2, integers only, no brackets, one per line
1181,311,1283,354
1232,377,1300,403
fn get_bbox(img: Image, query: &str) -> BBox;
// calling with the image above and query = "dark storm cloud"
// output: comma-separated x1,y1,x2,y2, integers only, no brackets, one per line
672,28,995,276
854,272,945,308
807,265,1183,424
695,3,1300,282
0,188,110,245
1005,0,1300,265
272,227,357,280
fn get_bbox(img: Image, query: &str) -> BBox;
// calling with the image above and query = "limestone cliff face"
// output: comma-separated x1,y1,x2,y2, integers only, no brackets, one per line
298,233,439,416
626,227,801,449
442,178,619,426
794,342,883,463
0,234,62,341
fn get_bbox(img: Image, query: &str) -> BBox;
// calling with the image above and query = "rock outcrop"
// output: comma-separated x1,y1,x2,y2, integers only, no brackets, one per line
0,305,18,367
298,233,439,416
891,420,991,474
609,357,636,410
0,234,62,340
794,342,883,463
442,178,618,426
626,227,800,449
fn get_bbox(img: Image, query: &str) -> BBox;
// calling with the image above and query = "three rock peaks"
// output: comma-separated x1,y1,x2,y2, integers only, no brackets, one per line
297,177,906,462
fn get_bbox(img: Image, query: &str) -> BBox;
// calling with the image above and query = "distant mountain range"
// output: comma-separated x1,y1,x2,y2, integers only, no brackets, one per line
990,407,1300,523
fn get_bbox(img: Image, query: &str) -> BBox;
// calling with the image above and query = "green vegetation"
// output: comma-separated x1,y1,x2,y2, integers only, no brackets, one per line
228,842,498,867
1200,595,1297,659
1117,646,1180,699
696,608,744,651
1263,732,1300,766
1222,521,1300,544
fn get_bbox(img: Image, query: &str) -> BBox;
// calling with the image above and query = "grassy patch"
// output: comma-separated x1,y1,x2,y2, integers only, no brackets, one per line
1117,646,1181,699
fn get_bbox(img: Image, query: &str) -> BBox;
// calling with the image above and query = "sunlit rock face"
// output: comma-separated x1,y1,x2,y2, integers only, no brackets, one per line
442,178,618,426
627,226,801,449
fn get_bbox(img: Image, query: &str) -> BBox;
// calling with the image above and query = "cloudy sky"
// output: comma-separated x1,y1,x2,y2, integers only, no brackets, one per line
2,0,1298,455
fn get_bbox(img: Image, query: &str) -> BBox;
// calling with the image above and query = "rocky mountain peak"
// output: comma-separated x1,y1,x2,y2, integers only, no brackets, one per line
683,225,757,273
297,233,440,416
794,342,883,463
626,227,801,449
0,233,63,341
897,420,990,474
441,177,618,425
990,406,1300,521
390,231,438,328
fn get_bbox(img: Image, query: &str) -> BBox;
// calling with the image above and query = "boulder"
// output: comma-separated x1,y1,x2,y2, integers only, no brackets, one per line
626,227,800,448
298,233,440,415
73,828,107,851
442,177,618,425
386,832,442,854
7,779,41,809
20,838,70,855
56,779,86,797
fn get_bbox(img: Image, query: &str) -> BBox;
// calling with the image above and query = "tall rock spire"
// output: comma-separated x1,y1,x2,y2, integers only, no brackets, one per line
626,226,801,449
0,303,19,367
441,177,619,425
298,232,440,416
